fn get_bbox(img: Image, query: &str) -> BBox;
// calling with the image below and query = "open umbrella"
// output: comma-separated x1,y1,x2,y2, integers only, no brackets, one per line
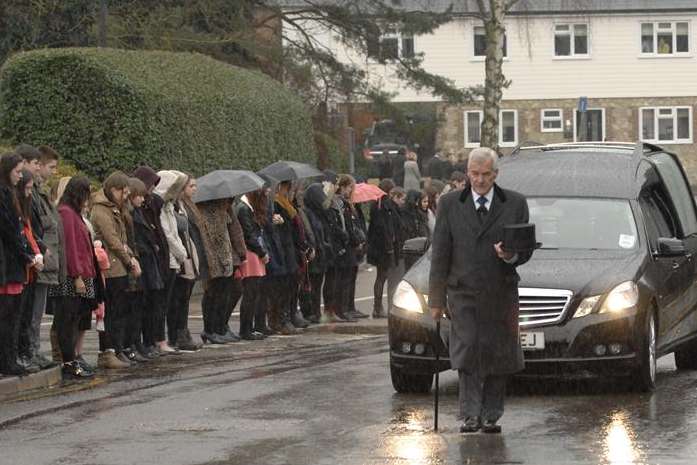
352,182,386,203
258,160,323,182
194,170,265,203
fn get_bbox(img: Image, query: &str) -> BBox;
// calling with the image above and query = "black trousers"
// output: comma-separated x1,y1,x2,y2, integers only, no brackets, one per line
202,277,233,335
308,273,324,319
167,277,194,343
222,277,242,335
103,277,130,353
0,294,23,372
266,275,292,327
53,296,88,363
346,265,359,312
143,287,168,346
332,267,352,316
323,268,336,315
124,291,144,350
373,263,391,310
17,281,36,359
253,278,271,332
240,277,261,336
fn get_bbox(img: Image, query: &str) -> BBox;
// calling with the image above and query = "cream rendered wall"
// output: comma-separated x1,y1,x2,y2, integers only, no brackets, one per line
285,12,697,102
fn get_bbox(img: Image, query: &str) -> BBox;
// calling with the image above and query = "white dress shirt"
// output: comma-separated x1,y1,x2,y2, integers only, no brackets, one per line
471,187,517,264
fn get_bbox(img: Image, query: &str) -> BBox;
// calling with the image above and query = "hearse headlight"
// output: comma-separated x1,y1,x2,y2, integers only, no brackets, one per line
599,281,639,314
393,280,423,314
573,295,601,318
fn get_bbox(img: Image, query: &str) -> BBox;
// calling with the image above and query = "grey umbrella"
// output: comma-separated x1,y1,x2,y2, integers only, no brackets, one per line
258,160,323,182
194,170,265,203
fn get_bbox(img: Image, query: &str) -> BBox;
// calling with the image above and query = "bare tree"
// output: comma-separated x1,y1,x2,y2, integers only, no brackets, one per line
472,0,518,150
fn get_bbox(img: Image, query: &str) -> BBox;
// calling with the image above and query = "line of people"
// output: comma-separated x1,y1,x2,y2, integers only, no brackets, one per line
0,145,440,381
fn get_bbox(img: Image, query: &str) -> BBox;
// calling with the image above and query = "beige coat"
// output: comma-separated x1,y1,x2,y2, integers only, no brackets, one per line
90,190,133,278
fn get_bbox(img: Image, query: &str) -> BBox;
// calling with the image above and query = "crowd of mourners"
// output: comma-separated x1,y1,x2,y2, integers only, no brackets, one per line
0,143,464,380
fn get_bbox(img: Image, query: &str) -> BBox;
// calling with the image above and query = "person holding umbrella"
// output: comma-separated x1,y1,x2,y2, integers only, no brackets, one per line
194,170,265,343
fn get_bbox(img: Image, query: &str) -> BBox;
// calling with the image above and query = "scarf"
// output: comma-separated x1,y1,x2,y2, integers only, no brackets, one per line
275,193,297,219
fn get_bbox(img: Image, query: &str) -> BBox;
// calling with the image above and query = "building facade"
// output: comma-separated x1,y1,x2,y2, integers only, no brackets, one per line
285,1,697,181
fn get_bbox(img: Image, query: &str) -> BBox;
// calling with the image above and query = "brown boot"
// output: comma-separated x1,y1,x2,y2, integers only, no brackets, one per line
50,329,62,363
97,351,130,369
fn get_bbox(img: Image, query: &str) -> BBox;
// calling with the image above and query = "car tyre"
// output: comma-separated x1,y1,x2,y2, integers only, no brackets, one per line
390,363,433,394
674,340,697,370
631,309,657,392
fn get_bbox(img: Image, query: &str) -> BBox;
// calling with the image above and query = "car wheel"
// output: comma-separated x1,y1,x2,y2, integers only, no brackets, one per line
632,310,657,392
390,363,433,394
674,340,697,370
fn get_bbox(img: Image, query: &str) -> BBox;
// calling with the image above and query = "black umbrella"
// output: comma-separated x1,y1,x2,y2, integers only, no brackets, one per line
194,170,265,203
258,160,323,182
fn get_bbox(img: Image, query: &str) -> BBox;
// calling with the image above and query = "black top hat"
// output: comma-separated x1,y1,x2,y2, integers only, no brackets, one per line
503,223,541,253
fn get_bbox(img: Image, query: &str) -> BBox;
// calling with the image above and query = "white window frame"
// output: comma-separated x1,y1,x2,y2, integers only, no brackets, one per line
369,27,416,61
472,25,508,61
541,109,564,132
463,110,518,148
639,106,693,144
464,110,483,148
639,21,691,57
553,23,590,59
572,108,606,142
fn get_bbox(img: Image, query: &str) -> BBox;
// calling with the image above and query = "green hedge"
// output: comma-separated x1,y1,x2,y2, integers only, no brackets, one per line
0,48,317,178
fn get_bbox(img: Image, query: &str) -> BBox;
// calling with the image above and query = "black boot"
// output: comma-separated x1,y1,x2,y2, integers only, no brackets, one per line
176,329,202,352
372,304,387,319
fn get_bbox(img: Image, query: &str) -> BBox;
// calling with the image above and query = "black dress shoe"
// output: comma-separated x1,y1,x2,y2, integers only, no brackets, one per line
482,420,501,434
240,332,264,341
459,417,481,433
62,361,94,379
350,309,370,319
0,363,29,377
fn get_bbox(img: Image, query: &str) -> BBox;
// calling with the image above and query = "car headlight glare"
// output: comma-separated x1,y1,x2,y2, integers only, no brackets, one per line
393,280,423,313
599,281,639,313
573,295,600,318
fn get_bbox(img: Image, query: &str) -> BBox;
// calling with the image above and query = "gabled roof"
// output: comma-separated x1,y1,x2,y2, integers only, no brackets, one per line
276,0,697,15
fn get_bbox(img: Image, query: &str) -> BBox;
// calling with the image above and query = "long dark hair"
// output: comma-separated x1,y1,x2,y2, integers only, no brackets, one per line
246,189,268,226
16,168,34,222
0,152,23,216
60,176,91,214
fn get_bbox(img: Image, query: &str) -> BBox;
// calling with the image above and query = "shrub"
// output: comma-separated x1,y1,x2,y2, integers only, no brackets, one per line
0,48,317,179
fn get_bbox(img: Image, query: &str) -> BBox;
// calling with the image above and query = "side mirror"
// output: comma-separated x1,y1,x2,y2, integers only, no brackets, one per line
657,237,686,257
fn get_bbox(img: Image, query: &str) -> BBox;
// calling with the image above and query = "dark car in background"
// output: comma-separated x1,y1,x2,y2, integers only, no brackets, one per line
389,142,697,394
361,119,414,179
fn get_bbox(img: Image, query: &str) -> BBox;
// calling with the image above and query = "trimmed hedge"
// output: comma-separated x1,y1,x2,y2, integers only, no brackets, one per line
0,48,317,178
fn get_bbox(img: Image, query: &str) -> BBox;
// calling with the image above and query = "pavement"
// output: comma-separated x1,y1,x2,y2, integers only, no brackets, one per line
0,265,386,401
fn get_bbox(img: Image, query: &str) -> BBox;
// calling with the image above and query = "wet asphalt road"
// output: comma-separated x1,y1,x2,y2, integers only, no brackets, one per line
3,269,697,464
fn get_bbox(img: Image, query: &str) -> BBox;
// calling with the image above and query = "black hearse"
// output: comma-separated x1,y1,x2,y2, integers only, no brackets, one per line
390,142,697,393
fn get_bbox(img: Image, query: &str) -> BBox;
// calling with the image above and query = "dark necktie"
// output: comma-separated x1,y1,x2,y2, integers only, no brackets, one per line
476,196,488,222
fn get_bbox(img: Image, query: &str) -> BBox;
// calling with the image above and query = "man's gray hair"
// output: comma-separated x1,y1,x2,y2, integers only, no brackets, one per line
467,147,499,171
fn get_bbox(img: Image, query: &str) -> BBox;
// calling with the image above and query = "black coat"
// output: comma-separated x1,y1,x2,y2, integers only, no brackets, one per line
402,190,430,240
142,193,170,279
0,186,32,286
273,201,301,275
429,184,533,377
303,184,333,274
132,207,165,291
367,197,403,268
237,202,267,259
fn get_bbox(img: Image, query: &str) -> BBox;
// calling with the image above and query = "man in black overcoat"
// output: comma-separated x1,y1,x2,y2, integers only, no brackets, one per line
428,147,533,434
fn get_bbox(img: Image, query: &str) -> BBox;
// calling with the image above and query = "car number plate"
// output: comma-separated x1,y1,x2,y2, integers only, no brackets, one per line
520,332,545,350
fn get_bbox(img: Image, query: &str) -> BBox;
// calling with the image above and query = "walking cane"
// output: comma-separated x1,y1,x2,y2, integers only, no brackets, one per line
434,318,440,432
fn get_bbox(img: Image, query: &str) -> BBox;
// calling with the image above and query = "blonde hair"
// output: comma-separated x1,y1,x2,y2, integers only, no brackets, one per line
52,176,72,206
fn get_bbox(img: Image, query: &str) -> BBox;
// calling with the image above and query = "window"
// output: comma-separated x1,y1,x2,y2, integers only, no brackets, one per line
640,107,693,143
554,24,589,57
651,152,697,237
473,26,507,57
541,109,563,132
465,111,482,146
500,110,518,146
368,27,415,60
464,110,517,147
640,21,690,55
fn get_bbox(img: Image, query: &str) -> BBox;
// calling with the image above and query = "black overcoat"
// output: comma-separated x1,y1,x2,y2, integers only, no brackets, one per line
429,183,532,377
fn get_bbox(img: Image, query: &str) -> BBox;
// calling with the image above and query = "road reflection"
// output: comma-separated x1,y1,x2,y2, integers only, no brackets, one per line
385,408,445,465
603,411,647,465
